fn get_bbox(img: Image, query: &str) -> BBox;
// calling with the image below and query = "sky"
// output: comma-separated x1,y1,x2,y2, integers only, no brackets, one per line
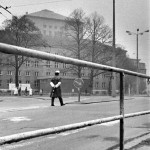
0,0,150,75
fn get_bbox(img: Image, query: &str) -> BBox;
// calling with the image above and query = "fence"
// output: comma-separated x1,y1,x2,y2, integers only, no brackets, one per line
0,42,150,149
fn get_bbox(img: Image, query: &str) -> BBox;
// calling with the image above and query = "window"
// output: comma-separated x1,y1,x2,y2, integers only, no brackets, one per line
55,62,59,68
7,80,10,86
18,71,21,76
95,82,99,88
7,71,12,75
25,61,30,67
26,71,30,76
102,82,105,89
46,72,51,76
26,80,30,84
49,25,52,28
19,80,22,83
82,73,85,77
46,61,51,68
34,80,39,87
0,70,2,75
55,26,57,29
0,80,2,86
96,75,99,79
63,72,66,76
35,72,39,76
63,63,67,68
35,61,39,67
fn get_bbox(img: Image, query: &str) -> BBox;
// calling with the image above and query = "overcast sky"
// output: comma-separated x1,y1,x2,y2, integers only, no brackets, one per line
0,0,150,74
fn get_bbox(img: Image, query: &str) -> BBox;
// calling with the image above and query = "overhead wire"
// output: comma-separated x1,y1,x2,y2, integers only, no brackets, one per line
12,0,71,7
0,4,12,15
0,12,8,19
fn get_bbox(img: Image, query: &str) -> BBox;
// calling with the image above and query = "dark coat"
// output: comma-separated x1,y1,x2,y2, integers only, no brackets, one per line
50,77,62,98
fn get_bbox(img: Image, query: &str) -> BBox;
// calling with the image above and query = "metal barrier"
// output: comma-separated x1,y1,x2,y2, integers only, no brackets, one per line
0,42,150,149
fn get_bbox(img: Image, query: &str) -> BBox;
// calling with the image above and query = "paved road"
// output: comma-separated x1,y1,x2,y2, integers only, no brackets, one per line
0,95,150,149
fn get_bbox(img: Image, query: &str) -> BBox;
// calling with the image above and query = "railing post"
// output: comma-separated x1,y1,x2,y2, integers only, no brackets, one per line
120,72,124,150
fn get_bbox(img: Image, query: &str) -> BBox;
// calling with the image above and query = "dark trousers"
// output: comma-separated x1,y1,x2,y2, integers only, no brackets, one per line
51,97,64,106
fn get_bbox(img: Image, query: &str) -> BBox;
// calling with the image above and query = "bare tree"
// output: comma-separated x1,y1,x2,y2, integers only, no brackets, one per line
115,47,137,94
0,15,48,87
64,8,89,78
85,12,113,93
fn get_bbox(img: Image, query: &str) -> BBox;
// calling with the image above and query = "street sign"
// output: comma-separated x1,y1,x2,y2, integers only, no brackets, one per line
73,78,84,89
73,78,84,102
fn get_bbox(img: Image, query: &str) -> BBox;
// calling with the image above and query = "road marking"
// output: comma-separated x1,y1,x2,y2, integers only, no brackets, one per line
2,117,31,122
0,141,34,150
0,106,48,113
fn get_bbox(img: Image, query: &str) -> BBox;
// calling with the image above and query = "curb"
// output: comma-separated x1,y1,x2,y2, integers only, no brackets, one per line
113,132,150,150
125,132,150,149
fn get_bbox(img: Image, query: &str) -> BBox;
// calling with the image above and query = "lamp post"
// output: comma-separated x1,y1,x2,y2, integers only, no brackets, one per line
126,29,149,95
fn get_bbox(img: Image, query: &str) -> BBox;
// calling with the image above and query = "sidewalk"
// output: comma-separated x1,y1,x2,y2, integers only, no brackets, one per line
0,95,138,110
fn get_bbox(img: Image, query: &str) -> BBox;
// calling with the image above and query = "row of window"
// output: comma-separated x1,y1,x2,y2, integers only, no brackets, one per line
0,71,68,77
24,61,68,68
43,24,64,30
95,82,106,89
0,71,39,76
0,70,108,78
43,30,63,37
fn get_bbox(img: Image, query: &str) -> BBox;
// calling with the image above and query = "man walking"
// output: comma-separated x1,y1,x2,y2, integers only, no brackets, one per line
50,70,65,106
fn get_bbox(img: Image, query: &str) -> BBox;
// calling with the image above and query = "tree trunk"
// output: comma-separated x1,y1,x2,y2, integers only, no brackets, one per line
15,55,19,88
89,69,94,94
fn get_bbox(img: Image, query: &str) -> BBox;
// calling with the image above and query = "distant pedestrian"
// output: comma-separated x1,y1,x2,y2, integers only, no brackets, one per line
25,87,28,96
29,88,32,96
18,86,21,96
40,89,43,96
14,87,18,96
50,70,64,106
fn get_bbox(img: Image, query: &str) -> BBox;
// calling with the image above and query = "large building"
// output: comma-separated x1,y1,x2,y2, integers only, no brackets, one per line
26,9,111,94
26,9,67,40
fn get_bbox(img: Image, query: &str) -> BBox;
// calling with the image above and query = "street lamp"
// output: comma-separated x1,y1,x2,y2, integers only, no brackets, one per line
126,29,149,95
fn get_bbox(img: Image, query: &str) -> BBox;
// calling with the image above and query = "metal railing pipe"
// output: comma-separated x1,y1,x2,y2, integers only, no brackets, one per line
0,43,150,79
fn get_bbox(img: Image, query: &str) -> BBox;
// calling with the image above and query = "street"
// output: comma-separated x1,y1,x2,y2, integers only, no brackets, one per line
0,95,150,149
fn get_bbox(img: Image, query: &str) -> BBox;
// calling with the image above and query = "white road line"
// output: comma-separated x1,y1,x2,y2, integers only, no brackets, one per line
0,106,49,113
2,117,31,122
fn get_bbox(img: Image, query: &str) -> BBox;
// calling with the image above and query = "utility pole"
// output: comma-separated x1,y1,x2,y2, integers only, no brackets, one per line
136,29,139,95
111,0,116,97
126,29,149,95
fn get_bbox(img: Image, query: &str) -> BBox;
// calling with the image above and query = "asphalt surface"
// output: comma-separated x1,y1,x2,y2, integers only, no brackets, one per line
0,95,150,149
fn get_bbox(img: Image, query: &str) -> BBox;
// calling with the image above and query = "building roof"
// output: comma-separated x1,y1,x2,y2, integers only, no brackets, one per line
27,9,66,20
